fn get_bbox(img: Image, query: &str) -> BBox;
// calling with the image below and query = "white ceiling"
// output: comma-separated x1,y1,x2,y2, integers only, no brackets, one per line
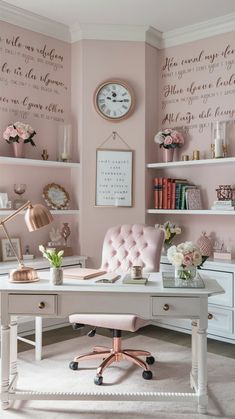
2,0,235,32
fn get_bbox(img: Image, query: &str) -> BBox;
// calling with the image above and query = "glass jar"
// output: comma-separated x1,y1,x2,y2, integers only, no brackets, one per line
57,124,72,162
175,265,197,281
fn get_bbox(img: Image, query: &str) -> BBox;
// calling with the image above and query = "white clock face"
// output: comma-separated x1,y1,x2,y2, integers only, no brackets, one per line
95,81,133,120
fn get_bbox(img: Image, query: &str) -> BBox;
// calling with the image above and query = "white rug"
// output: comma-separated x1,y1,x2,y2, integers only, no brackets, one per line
1,333,235,419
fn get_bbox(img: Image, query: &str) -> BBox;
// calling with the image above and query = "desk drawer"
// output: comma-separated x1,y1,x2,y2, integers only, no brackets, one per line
201,269,233,307
9,294,57,315
208,305,233,334
152,297,199,318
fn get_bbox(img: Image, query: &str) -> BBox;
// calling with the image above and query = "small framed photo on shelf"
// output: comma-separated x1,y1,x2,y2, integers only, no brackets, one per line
95,149,133,207
1,238,22,262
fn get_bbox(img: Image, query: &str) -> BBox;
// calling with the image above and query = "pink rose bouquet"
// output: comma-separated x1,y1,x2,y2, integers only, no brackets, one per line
154,128,184,149
3,122,36,146
167,241,202,280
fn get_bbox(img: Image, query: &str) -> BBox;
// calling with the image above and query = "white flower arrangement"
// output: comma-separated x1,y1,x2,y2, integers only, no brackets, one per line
156,221,181,245
39,245,64,268
154,128,184,149
167,241,202,268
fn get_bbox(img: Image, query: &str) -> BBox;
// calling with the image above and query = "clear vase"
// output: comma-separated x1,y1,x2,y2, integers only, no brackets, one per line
50,267,63,285
175,265,197,281
57,124,72,162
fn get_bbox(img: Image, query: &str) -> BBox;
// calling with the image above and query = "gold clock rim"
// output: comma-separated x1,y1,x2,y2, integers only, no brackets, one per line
93,79,135,122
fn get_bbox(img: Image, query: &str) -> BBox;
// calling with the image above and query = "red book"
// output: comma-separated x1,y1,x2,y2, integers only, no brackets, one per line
162,178,168,209
153,178,159,209
158,178,163,209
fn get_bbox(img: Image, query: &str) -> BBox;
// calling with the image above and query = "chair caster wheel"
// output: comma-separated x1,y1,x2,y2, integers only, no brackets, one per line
146,356,155,365
142,370,152,380
69,361,79,370
94,375,103,385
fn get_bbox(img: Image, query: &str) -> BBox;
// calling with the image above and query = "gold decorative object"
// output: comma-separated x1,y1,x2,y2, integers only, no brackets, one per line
43,183,70,210
41,149,49,160
182,155,189,161
0,201,53,282
192,150,200,160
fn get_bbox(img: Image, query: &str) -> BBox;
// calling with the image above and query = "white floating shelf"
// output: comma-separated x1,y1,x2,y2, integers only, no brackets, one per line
147,209,235,215
147,157,235,169
0,209,79,216
0,156,80,168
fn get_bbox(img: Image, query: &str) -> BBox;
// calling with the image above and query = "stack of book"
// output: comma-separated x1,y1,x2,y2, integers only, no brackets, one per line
211,200,235,211
153,177,202,210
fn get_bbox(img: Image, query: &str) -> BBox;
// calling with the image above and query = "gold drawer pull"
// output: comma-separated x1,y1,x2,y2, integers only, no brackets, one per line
208,312,213,320
163,304,169,311
38,301,45,309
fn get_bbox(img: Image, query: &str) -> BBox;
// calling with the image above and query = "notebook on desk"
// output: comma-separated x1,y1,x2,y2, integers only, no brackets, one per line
63,267,106,280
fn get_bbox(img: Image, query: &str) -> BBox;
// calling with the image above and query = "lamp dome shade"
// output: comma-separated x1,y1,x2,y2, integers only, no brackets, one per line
25,204,53,232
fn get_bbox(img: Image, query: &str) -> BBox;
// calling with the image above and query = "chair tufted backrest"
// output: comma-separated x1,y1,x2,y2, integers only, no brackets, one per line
101,224,164,273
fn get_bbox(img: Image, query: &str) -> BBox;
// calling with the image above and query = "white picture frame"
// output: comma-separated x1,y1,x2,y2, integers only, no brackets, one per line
1,238,22,262
95,149,133,207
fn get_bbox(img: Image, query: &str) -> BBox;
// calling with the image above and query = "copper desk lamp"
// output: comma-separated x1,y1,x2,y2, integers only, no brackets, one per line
0,201,53,282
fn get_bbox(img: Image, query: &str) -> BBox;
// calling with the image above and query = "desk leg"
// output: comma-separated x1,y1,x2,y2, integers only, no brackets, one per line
190,320,198,390
1,324,10,410
10,316,18,391
35,316,42,361
197,324,208,414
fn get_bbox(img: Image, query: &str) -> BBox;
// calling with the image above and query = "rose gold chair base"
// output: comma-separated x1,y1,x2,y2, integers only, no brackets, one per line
71,335,153,381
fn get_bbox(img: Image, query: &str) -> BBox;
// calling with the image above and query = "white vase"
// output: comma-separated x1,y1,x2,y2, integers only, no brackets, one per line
50,267,63,285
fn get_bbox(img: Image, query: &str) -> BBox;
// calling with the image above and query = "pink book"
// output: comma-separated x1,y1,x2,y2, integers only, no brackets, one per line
63,268,106,280
186,188,202,210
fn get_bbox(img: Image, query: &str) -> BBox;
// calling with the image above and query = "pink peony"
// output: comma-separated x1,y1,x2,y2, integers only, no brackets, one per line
183,253,193,266
164,136,173,145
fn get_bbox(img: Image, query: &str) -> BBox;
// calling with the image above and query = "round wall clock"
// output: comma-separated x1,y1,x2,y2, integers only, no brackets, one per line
94,79,134,121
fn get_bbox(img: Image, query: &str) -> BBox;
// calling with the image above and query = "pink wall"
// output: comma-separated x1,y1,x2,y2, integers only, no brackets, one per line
0,22,78,258
1,18,234,262
150,31,235,252
71,40,147,267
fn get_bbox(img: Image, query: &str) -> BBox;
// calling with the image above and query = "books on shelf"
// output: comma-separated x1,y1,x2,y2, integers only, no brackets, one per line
211,200,235,211
153,177,202,211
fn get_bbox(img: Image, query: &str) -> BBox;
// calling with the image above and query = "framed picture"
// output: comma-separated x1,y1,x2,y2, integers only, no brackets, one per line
96,149,133,207
42,183,70,210
1,238,22,262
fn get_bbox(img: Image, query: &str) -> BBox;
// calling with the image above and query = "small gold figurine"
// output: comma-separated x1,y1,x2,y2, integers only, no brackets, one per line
41,149,49,160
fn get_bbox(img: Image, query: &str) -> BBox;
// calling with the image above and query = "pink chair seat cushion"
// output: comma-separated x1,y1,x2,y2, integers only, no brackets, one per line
69,314,148,332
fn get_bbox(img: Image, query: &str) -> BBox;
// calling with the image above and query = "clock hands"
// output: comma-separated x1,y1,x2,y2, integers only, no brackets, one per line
106,97,129,103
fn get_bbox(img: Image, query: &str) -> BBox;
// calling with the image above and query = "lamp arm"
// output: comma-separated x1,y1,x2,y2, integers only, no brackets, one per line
0,200,32,225
1,223,24,267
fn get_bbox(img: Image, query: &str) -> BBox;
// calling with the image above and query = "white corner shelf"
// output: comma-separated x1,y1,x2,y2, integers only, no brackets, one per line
0,156,80,168
0,209,79,216
147,209,235,215
147,156,235,169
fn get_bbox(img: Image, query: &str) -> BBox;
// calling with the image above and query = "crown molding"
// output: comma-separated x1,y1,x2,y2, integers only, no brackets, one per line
0,0,234,48
0,0,69,42
70,23,151,44
162,13,235,48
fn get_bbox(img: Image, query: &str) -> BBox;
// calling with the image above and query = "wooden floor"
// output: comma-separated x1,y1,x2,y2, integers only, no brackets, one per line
18,324,235,359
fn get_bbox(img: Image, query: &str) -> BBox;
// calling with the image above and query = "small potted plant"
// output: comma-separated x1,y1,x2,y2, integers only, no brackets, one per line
167,241,202,281
3,121,36,158
154,128,184,162
39,245,64,285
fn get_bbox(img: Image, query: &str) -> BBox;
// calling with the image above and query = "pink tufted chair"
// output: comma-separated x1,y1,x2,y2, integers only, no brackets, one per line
69,224,164,385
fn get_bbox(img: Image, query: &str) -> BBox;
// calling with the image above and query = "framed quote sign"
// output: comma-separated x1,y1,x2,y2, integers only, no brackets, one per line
95,149,133,207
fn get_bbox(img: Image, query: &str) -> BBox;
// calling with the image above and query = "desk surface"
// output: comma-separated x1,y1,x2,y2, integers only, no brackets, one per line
0,271,224,297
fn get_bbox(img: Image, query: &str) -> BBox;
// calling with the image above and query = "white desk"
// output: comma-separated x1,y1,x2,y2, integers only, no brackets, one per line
0,272,224,414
